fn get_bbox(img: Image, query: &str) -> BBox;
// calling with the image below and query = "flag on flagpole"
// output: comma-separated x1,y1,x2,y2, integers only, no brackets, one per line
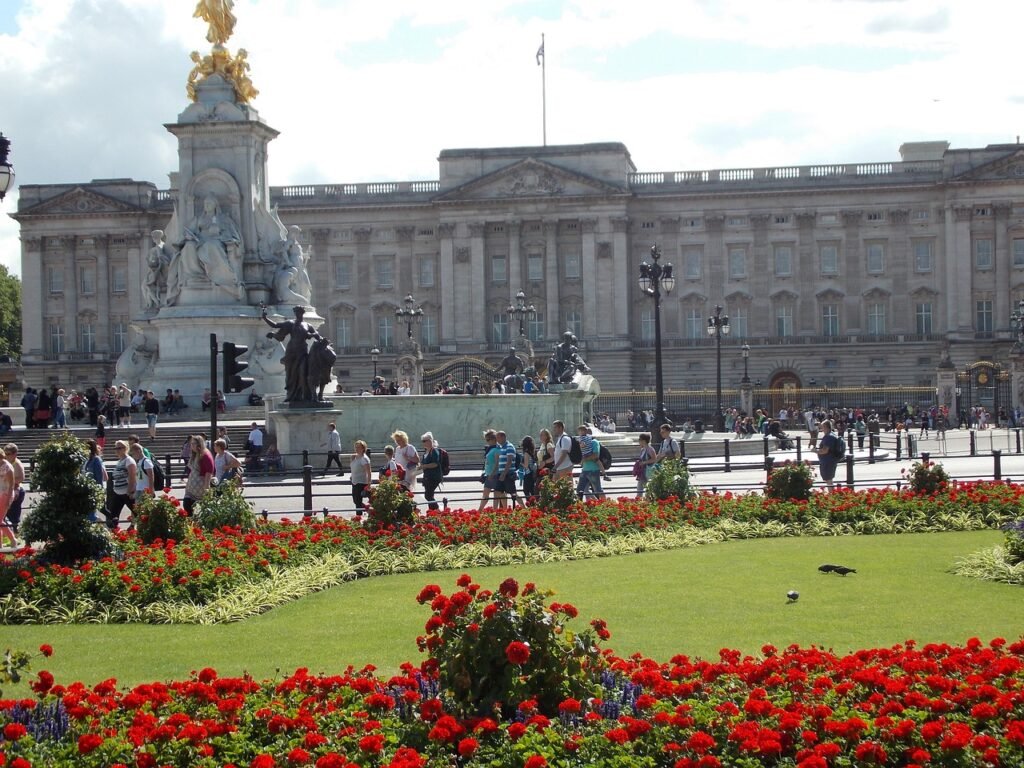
536,39,544,65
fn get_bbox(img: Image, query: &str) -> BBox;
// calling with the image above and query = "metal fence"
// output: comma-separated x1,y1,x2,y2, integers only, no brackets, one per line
594,386,940,428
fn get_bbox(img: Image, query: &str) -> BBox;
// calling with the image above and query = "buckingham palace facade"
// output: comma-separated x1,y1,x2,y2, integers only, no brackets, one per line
13,138,1024,395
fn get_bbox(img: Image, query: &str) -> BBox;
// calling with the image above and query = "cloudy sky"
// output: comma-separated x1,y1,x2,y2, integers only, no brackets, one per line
1,0,1022,276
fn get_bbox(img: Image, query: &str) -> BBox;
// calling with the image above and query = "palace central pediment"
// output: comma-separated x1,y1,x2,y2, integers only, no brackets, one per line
950,149,1024,183
434,157,628,203
16,186,146,218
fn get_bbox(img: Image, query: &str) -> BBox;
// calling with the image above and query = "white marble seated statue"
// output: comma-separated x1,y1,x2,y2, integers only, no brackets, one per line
172,194,246,301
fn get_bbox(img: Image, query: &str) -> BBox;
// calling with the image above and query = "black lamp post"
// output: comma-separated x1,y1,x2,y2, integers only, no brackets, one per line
0,134,14,202
707,304,730,432
507,289,536,339
741,343,750,384
639,244,676,429
370,347,380,378
1011,298,1024,349
395,293,424,340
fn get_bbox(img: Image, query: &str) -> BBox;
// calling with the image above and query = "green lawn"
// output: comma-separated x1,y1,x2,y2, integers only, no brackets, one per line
4,531,1021,692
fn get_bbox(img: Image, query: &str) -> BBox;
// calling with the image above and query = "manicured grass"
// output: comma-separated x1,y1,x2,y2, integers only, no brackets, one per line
4,531,1021,693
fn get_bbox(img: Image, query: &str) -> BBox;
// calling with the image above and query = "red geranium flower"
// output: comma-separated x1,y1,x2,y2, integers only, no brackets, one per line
3,722,28,741
457,737,479,757
78,733,104,754
38,643,54,657
498,577,519,597
524,756,547,768
505,641,531,665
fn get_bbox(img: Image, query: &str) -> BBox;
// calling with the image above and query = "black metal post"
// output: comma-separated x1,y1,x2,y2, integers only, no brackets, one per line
723,439,731,473
969,430,977,456
1017,429,1022,454
795,435,802,462
164,455,172,487
303,464,313,512
993,449,1002,481
868,439,875,464
845,454,854,489
641,246,675,429
209,333,218,443
921,451,930,465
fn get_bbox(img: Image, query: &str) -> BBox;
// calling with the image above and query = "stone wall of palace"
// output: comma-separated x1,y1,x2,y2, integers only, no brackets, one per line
15,140,1024,403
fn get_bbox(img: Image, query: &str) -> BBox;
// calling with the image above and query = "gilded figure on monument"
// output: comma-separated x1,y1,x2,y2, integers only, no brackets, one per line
194,0,236,46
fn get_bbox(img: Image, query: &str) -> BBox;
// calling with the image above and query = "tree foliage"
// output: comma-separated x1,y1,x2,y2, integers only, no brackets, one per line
0,263,21,360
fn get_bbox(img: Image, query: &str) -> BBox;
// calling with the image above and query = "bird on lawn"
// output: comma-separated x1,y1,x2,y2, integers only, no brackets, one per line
818,564,841,573
833,566,857,576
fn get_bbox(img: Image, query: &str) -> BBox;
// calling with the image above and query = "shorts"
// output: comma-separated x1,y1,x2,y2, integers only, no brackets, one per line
484,476,501,491
147,414,158,427
819,460,837,481
500,475,517,495
118,407,129,418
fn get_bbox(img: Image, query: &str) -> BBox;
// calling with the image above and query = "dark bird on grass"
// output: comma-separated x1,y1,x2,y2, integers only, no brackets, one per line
833,566,857,576
818,564,841,573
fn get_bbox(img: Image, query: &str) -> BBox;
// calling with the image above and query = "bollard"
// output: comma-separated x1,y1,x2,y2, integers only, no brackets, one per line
993,449,1002,481
906,432,915,459
896,434,902,460
723,439,731,473
442,497,449,511
164,454,173,485
322,507,330,520
1017,429,1021,455
845,453,854,489
712,486,719,494
868,438,875,464
302,464,313,513
261,509,269,521
847,430,855,456
969,430,977,456
679,440,686,459
796,435,802,462
765,455,775,478
302,449,309,466
920,451,930,466
763,436,770,460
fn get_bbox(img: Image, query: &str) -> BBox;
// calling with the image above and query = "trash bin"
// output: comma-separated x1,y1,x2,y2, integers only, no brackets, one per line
693,418,704,433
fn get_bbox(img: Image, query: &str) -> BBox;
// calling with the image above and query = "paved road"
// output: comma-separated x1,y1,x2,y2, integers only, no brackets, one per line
16,425,1024,521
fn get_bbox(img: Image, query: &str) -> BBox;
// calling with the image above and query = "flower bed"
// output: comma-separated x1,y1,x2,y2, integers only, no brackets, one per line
1,576,1023,768
1,481,1021,624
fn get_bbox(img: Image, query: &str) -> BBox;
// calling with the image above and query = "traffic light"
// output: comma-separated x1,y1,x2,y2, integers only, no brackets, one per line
222,342,254,393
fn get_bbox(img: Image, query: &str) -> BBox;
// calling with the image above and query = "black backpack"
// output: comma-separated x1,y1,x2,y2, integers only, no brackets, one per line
148,456,166,491
831,435,847,459
598,444,613,471
568,436,583,465
438,448,451,476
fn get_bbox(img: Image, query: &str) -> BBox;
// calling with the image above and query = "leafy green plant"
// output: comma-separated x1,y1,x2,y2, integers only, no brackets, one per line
535,473,579,516
644,457,698,502
1,643,51,697
417,575,607,718
134,489,191,544
764,460,814,501
19,433,109,563
366,476,416,531
904,459,950,495
1003,519,1024,565
193,480,256,532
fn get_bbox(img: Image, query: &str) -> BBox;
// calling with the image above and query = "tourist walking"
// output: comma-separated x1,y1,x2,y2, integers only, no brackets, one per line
536,428,555,478
419,432,443,512
183,435,215,515
576,424,605,500
391,430,419,492
495,430,517,508
129,443,156,498
634,432,657,499
0,450,16,548
212,439,243,484
324,422,344,475
2,444,25,537
107,440,137,529
551,420,574,480
816,419,841,491
478,429,500,511
521,435,539,498
144,390,160,439
655,424,680,462
350,440,371,518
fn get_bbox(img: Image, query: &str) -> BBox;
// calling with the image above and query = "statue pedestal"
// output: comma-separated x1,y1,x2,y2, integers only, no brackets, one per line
267,403,341,458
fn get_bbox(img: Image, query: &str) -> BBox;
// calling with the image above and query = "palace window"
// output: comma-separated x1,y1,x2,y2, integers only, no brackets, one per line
914,241,933,272
421,316,437,348
866,243,885,274
79,266,95,295
683,248,702,280
377,315,393,348
527,252,543,281
491,253,507,284
640,308,655,342
334,317,351,349
915,302,932,334
773,245,792,277
975,239,993,270
728,247,746,279
418,256,435,288
820,244,839,275
334,259,351,289
775,305,793,337
375,259,394,289
491,313,509,344
866,303,886,335
822,304,840,337
976,299,993,332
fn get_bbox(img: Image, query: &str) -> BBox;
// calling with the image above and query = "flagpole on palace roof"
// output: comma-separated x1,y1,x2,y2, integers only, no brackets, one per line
537,33,546,146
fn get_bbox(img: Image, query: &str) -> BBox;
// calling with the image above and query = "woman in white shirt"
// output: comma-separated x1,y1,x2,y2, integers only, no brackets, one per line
213,438,243,484
391,430,419,491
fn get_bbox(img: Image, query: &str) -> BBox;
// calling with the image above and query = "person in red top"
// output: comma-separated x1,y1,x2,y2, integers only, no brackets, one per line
183,434,215,515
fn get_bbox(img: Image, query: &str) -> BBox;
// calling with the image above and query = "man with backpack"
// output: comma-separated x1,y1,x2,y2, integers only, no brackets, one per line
816,419,842,490
576,424,605,500
551,420,575,480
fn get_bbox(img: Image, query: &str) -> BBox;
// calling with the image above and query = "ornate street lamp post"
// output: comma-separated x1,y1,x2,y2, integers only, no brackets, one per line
1011,298,1024,349
706,304,730,432
741,343,750,384
370,347,380,379
395,293,424,341
0,134,14,202
639,245,676,429
507,290,536,339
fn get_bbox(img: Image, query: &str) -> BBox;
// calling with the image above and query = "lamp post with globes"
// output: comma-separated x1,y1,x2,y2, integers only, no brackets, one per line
639,245,676,429
1011,297,1024,349
0,134,14,202
395,293,424,342
707,304,730,432
741,343,750,384
370,347,380,379
507,289,536,358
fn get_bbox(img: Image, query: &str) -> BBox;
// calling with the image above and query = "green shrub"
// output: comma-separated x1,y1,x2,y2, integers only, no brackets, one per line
417,575,607,718
193,480,256,532
904,460,950,495
765,460,814,501
535,473,579,515
365,476,416,531
134,489,191,544
1004,519,1024,564
644,457,698,502
19,433,108,563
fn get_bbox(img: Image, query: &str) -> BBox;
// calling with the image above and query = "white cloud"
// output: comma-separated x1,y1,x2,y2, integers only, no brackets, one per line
1,0,1022,277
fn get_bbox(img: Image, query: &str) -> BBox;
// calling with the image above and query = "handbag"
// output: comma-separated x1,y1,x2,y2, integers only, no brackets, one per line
35,408,51,421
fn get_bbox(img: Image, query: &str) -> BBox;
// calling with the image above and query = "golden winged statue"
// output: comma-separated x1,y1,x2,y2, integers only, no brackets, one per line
194,0,236,46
